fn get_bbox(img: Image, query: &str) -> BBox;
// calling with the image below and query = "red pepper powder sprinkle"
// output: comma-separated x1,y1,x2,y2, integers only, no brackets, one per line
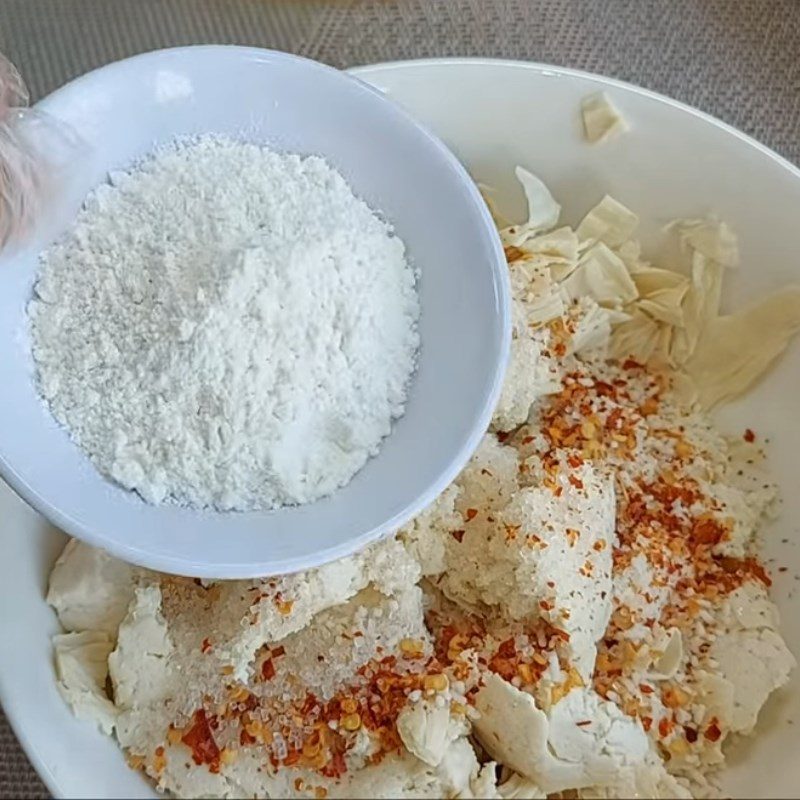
528,363,773,747
157,354,774,784
181,709,221,773
704,718,722,742
261,659,276,681
170,639,458,783
504,245,525,263
431,613,571,692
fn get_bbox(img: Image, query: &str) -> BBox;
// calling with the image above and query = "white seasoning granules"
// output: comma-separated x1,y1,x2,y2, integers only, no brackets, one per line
29,136,420,510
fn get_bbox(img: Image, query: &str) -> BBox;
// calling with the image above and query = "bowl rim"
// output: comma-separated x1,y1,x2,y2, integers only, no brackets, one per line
0,45,511,578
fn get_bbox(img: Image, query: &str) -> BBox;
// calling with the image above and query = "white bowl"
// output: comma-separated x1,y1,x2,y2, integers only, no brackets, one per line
0,47,510,578
3,58,800,799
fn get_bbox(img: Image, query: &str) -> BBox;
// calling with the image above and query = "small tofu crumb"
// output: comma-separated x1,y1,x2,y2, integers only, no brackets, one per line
581,91,629,143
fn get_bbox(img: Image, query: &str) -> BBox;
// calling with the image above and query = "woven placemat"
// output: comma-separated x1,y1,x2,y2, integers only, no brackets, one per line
1,1,799,796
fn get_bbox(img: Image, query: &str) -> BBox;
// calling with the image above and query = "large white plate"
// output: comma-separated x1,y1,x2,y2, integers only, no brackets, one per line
2,57,799,799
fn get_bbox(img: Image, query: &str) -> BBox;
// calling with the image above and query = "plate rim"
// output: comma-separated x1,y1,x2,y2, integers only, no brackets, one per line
351,56,800,182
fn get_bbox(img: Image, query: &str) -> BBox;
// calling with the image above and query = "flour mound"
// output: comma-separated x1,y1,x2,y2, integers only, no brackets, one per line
30,137,419,510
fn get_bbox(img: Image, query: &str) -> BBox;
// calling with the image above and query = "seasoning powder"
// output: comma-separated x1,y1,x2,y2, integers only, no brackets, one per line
30,136,419,510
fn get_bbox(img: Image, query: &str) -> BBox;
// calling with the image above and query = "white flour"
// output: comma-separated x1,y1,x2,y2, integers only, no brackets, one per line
29,137,419,510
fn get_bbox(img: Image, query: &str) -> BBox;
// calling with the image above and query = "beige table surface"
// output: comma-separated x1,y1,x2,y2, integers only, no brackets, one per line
1,0,799,796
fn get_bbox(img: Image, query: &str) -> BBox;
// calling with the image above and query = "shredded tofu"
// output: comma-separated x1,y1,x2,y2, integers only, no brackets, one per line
48,167,798,800
581,92,629,144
